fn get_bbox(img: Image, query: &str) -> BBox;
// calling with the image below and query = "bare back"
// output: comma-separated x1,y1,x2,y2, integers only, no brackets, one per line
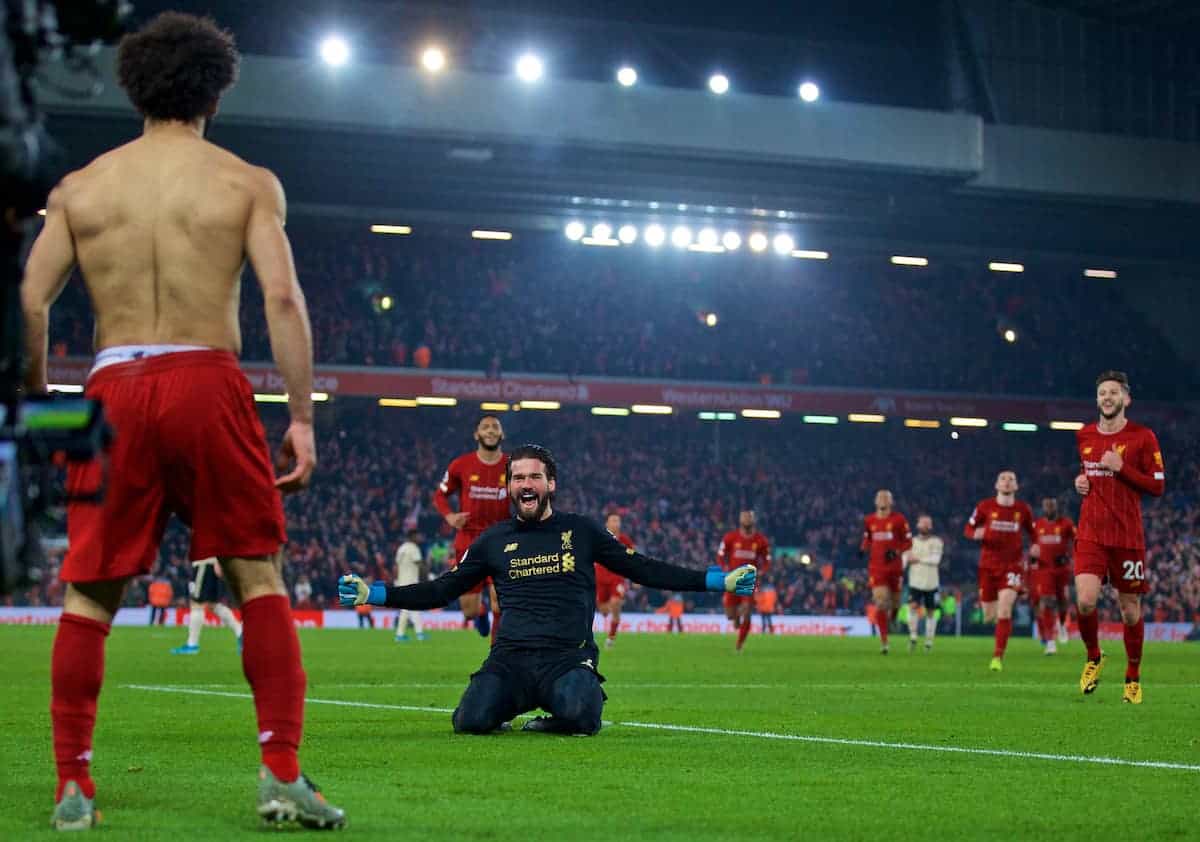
62,127,264,352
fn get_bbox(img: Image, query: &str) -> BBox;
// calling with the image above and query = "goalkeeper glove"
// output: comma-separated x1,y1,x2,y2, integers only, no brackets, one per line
338,574,387,607
706,564,756,595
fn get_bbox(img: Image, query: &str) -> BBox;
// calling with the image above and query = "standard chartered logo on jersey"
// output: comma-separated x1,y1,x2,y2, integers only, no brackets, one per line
508,553,564,578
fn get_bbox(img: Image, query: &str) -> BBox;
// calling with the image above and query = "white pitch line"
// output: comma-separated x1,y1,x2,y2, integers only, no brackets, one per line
121,684,1200,773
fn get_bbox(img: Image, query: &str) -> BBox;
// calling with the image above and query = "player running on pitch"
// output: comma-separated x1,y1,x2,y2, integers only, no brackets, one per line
339,444,757,736
965,471,1035,671
716,510,771,653
170,558,243,654
434,414,509,641
595,513,633,648
1031,497,1075,654
903,515,943,652
860,490,911,654
1074,371,1164,704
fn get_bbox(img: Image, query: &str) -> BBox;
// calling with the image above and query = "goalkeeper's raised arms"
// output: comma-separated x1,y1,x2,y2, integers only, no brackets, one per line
338,574,387,607
704,564,757,595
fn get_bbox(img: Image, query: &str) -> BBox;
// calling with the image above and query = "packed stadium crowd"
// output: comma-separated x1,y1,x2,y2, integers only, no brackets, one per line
12,405,1199,628
45,226,1191,399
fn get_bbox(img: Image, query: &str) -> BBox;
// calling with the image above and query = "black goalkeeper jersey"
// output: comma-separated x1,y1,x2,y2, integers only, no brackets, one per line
382,511,707,650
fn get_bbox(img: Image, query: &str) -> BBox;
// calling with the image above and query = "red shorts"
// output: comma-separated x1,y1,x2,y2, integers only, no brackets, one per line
978,565,1024,603
453,541,493,596
596,581,626,605
723,593,753,610
63,351,285,583
1033,565,1073,601
868,566,902,594
1074,539,1147,595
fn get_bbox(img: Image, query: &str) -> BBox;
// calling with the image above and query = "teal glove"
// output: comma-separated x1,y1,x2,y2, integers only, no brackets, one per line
705,564,757,595
338,574,386,607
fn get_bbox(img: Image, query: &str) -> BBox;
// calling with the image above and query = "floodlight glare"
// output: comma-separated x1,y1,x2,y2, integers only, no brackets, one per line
617,224,638,244
516,53,544,83
671,226,693,248
644,224,666,247
772,233,795,255
617,66,638,87
798,81,820,102
591,223,612,241
708,73,729,94
697,228,719,248
748,232,768,252
319,35,351,67
722,231,742,250
564,221,585,241
421,46,446,73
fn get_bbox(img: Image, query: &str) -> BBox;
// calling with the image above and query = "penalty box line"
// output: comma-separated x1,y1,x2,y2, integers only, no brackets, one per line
121,684,1200,774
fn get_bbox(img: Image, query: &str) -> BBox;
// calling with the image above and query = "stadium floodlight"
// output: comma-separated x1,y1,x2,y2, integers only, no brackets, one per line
1050,420,1085,431
480,402,510,411
722,231,741,250
748,232,769,252
378,295,394,311
644,224,666,247
697,228,719,248
704,312,718,327
564,221,585,241
416,396,458,406
254,393,289,403
802,415,839,424
1003,328,1017,343
848,413,886,423
792,249,829,260
772,233,795,255
1002,422,1038,432
708,73,730,95
989,261,1024,273
378,398,419,407
515,53,544,83
1085,268,1118,279
617,224,638,244
800,553,813,565
743,409,782,420
616,66,638,87
891,255,928,267
798,81,820,102
370,224,412,235
582,236,620,247
632,404,673,415
421,46,447,73
951,431,960,440
903,418,941,429
670,226,693,248
950,417,988,428
520,400,560,410
319,35,351,67
591,406,631,416
471,229,513,240
591,223,612,241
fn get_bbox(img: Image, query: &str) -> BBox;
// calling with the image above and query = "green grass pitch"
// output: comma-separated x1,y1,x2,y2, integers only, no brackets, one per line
1,625,1196,840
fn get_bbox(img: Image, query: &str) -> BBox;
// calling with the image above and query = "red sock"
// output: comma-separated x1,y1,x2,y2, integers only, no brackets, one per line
608,617,619,640
993,618,1012,657
1078,610,1102,661
490,611,501,645
1040,607,1057,642
241,595,305,783
51,614,110,802
735,617,751,650
876,608,889,645
1124,617,1144,680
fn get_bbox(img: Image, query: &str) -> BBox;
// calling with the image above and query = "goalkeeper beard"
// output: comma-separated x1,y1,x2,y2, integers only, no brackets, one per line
511,486,552,522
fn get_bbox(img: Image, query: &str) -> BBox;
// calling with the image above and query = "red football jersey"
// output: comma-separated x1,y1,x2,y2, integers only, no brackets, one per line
965,498,1035,569
1076,420,1165,550
1033,517,1075,567
433,452,510,544
596,533,634,587
717,530,771,574
859,512,912,568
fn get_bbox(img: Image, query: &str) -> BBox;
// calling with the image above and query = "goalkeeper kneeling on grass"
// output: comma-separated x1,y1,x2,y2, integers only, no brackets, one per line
339,444,756,736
